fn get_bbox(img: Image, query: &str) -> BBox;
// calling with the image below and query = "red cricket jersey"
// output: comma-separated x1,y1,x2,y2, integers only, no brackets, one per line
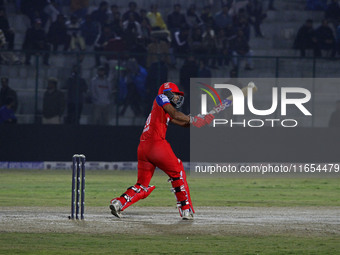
140,94,172,141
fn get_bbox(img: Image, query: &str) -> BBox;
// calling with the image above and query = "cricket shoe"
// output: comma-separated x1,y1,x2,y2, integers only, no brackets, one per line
181,209,194,220
109,199,122,218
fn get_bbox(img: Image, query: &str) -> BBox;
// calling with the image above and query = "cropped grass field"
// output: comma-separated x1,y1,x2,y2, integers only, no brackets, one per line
1,233,339,255
0,169,339,254
1,169,339,207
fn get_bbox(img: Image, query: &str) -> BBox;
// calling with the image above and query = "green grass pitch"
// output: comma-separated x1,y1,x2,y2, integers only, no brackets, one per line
0,169,339,254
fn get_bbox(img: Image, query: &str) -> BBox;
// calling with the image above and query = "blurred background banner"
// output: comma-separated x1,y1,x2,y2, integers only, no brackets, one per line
0,0,339,162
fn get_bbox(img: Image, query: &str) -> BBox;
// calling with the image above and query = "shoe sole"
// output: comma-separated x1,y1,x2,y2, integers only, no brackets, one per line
182,215,194,220
109,204,121,218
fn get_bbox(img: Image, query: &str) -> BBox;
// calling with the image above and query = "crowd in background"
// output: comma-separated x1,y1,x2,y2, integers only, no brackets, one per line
11,0,271,69
1,0,340,126
0,0,272,124
294,0,340,57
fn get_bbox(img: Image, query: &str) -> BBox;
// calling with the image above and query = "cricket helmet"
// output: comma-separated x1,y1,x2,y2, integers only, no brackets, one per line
158,82,184,96
158,82,184,108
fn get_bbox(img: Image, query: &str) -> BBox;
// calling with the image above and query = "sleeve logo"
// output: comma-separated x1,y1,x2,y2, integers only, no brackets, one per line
159,94,169,103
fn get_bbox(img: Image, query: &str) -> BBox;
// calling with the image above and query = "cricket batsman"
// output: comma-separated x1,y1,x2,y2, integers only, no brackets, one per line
110,82,214,220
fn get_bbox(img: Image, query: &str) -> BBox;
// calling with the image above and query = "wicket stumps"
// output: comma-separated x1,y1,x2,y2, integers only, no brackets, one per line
70,154,86,220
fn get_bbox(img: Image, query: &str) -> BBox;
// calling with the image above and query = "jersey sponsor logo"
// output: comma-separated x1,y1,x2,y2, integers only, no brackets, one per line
143,113,151,133
156,94,170,107
159,94,169,102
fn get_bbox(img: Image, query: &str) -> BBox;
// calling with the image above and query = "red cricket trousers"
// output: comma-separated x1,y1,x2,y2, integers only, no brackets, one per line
137,139,183,186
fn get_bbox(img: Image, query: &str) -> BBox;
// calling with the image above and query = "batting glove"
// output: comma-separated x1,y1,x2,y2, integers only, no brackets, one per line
190,116,206,128
204,114,215,125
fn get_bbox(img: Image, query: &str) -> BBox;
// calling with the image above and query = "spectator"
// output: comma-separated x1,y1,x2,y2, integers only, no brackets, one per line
294,19,319,57
21,0,48,27
140,9,151,41
23,18,50,66
171,25,190,58
91,1,109,28
66,15,86,51
80,14,100,49
201,5,216,30
214,4,233,31
329,100,340,127
197,59,212,78
94,24,116,66
42,77,65,124
90,66,113,125
47,14,70,51
122,1,141,22
0,29,20,64
63,65,88,124
186,4,202,29
107,4,119,24
237,16,251,42
140,8,150,25
202,24,218,68
0,97,17,124
167,4,187,34
315,19,336,57
147,4,167,31
130,37,147,67
246,0,266,38
118,58,147,116
233,7,247,25
230,29,254,70
109,11,124,37
234,8,251,41
216,28,231,67
122,12,143,41
0,77,18,112
0,8,14,50
102,33,127,84
191,27,204,55
71,0,89,19
43,0,60,24
102,33,126,66
147,34,170,68
0,28,6,57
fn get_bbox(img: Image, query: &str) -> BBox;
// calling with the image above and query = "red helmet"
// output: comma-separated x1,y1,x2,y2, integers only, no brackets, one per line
158,82,184,96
